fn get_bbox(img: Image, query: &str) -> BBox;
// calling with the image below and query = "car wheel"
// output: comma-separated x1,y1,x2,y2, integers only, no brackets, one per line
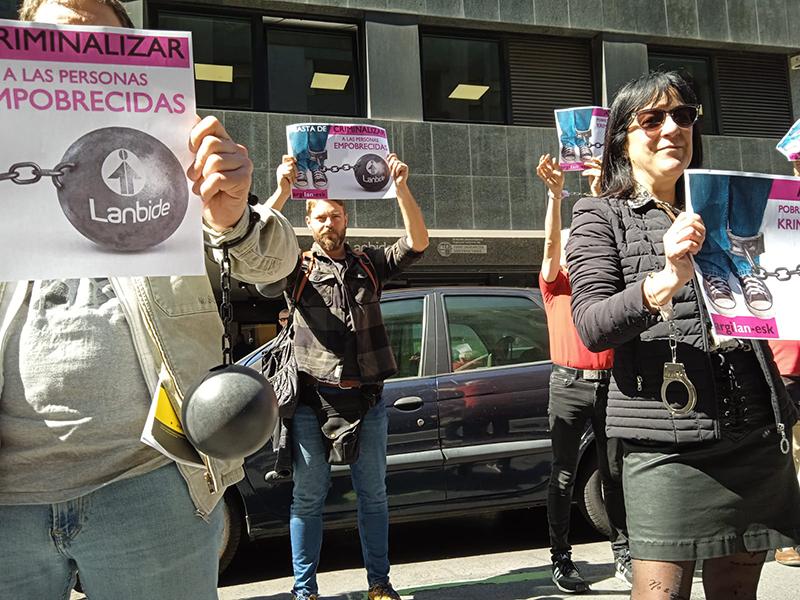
577,457,612,538
219,494,244,575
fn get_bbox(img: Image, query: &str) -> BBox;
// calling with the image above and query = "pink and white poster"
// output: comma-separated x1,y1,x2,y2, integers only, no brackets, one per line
286,123,396,200
0,19,202,281
554,106,609,171
686,169,800,340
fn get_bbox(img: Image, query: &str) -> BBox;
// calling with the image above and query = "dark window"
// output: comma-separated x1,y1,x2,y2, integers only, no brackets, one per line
648,53,717,135
716,52,793,138
0,0,19,19
443,295,550,373
266,27,359,116
508,37,594,128
381,298,425,380
157,13,253,110
421,35,504,124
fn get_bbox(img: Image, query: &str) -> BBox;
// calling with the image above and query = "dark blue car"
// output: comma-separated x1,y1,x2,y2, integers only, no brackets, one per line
220,287,607,572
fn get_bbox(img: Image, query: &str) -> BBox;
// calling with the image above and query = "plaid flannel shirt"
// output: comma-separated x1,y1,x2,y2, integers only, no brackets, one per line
288,237,423,385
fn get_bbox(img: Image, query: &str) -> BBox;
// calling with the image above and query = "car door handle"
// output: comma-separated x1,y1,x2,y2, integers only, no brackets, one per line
393,396,424,410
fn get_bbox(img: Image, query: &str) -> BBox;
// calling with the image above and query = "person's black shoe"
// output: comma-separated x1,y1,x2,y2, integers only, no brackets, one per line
552,552,589,593
614,549,634,588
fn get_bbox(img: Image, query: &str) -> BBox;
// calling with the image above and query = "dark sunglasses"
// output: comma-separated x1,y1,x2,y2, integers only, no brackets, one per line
631,104,699,131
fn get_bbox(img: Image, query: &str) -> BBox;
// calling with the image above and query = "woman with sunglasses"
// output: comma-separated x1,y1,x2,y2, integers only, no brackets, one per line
566,71,800,599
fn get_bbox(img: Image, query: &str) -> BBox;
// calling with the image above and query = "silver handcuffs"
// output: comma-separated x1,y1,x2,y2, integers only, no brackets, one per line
661,362,697,415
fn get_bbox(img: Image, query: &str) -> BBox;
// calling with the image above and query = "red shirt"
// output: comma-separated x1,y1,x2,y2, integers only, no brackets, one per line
540,269,614,370
768,340,800,376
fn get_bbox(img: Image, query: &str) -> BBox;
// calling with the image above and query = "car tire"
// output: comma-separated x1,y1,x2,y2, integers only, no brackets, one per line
577,457,612,538
219,493,244,575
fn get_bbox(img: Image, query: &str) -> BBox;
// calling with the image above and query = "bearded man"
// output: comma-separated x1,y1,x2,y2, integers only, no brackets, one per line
278,153,427,600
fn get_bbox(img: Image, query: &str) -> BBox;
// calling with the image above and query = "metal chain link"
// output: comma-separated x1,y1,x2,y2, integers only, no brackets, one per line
0,162,74,188
317,163,353,174
219,247,234,367
739,246,800,281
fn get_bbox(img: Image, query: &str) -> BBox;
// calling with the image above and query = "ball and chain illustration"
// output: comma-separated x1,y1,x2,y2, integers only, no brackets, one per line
1,126,188,252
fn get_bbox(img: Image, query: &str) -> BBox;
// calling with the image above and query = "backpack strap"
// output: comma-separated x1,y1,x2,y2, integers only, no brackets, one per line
352,249,378,292
290,251,315,303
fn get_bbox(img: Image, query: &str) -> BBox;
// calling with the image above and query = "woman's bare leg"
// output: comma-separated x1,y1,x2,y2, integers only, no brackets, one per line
702,551,766,600
631,559,694,600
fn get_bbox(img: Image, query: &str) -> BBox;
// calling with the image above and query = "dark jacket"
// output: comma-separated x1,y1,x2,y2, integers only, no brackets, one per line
566,194,797,444
289,237,423,385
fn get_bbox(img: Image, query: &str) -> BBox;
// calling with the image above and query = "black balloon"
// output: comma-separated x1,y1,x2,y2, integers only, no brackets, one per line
57,127,187,251
353,153,390,192
182,364,278,461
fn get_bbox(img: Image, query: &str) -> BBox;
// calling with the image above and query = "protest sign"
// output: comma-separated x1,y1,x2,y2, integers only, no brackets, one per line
286,123,396,200
554,106,609,171
776,117,800,161
686,169,800,340
0,19,202,281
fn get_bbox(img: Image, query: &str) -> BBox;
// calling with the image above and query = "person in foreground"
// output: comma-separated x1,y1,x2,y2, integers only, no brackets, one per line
566,71,800,599
0,1,299,599
276,155,428,600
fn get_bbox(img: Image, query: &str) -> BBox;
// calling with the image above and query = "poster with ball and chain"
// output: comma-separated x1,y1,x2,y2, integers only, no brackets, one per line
286,123,397,200
0,18,202,281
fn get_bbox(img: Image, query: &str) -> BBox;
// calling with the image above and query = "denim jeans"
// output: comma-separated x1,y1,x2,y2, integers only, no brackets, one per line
0,463,223,600
290,389,389,597
690,173,773,279
288,128,330,173
547,365,628,559
556,108,593,147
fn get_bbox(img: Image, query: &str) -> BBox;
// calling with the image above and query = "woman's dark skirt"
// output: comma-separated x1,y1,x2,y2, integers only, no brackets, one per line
622,349,800,561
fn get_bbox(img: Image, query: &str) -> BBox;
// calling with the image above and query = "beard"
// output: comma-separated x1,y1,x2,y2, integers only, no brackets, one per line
313,226,346,252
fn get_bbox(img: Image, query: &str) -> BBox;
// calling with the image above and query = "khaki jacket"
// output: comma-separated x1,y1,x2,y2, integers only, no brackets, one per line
0,206,299,518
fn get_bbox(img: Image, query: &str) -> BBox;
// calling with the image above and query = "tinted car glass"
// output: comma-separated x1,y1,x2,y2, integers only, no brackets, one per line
444,295,549,373
381,297,425,379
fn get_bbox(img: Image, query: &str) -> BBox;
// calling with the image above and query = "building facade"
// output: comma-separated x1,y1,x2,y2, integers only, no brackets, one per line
3,0,799,324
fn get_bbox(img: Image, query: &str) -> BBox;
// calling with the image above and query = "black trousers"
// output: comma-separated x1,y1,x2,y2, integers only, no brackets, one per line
547,364,628,558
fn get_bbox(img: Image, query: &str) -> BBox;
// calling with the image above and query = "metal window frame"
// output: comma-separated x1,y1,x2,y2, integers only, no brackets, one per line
149,3,366,117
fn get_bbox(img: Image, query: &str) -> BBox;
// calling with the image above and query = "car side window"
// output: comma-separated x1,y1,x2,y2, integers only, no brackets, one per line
444,295,550,373
381,297,425,379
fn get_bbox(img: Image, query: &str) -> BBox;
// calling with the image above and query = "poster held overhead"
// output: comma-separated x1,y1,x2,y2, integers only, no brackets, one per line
554,106,609,171
0,18,201,281
686,169,800,340
286,123,396,200
777,118,800,161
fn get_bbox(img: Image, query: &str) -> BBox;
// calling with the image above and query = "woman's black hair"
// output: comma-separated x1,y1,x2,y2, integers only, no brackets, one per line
600,71,703,201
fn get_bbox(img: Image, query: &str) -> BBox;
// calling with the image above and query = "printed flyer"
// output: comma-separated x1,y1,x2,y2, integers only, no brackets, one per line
686,169,800,340
776,117,800,162
0,19,202,281
554,106,609,171
286,123,396,200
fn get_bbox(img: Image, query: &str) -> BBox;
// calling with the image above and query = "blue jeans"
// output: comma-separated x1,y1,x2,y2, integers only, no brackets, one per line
557,108,593,147
0,463,223,600
288,128,330,173
290,390,389,597
691,173,773,279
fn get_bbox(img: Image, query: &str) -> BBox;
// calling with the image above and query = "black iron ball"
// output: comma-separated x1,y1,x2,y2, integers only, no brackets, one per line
181,364,278,461
57,127,188,251
353,153,390,192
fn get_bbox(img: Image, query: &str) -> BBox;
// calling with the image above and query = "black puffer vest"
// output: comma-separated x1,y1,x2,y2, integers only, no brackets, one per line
566,194,797,445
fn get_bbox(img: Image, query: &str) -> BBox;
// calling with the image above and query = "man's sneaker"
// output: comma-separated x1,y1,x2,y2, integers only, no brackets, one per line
368,582,402,600
561,145,578,163
295,170,309,189
552,552,589,593
292,594,316,600
614,550,634,588
740,274,773,317
578,144,593,162
312,169,328,190
775,547,800,566
703,274,736,314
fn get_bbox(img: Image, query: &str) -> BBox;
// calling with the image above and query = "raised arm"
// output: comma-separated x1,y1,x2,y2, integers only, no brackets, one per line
188,116,299,284
536,154,565,283
263,155,297,213
390,154,429,253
